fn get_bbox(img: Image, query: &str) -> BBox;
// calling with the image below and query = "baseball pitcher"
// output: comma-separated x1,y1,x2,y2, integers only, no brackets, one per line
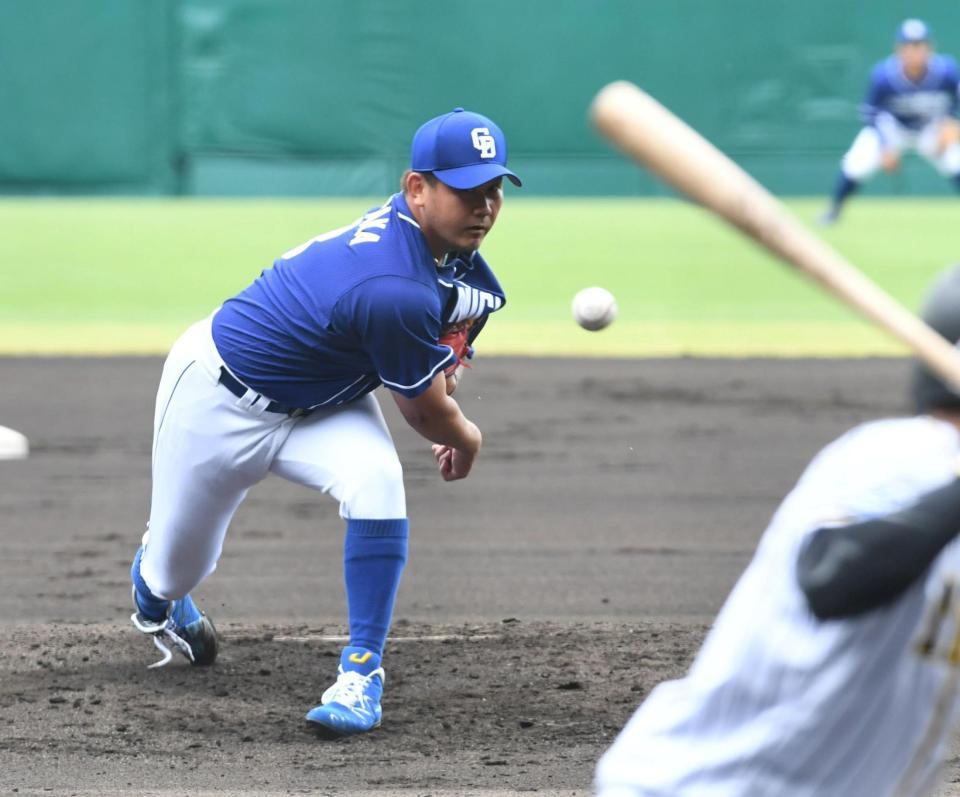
129,107,521,737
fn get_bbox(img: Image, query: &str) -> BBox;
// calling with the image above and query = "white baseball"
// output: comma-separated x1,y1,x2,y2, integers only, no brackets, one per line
572,286,617,331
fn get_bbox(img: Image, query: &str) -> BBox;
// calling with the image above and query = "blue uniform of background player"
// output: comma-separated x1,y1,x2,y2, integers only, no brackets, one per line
128,107,521,737
822,19,960,224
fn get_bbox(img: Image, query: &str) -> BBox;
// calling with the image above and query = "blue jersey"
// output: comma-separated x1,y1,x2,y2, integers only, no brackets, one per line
211,193,506,409
861,54,960,131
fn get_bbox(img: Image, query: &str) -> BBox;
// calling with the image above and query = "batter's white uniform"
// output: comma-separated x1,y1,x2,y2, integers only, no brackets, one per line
596,416,960,797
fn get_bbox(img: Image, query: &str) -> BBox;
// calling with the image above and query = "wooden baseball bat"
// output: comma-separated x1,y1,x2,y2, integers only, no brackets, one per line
590,80,960,390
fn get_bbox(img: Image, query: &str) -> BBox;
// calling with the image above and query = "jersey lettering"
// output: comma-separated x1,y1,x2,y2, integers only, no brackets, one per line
889,91,953,119
471,127,496,159
349,204,392,246
446,282,503,323
914,578,960,664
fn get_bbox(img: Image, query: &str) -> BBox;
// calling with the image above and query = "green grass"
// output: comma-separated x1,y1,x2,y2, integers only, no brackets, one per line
1,196,956,356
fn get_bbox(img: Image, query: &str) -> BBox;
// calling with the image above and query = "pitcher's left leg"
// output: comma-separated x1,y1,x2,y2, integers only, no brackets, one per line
270,394,408,735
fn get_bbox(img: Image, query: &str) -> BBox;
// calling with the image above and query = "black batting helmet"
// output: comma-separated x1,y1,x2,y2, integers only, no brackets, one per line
912,264,960,413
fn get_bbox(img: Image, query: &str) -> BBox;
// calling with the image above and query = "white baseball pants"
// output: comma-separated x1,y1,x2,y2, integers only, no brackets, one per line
842,113,960,180
139,316,406,600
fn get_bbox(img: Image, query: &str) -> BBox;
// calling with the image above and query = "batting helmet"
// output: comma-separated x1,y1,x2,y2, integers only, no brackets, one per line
912,264,960,413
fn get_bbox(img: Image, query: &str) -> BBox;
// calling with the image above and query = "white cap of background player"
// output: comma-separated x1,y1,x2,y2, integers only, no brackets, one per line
0,425,29,460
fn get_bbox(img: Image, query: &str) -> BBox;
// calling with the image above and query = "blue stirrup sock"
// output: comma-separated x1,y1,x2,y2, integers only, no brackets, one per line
343,518,409,656
131,546,170,622
831,172,859,208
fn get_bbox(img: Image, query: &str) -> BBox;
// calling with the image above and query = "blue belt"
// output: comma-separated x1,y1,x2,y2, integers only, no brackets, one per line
218,367,311,418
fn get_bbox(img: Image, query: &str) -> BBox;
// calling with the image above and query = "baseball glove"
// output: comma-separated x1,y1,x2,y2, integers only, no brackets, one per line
439,320,475,395
439,320,475,376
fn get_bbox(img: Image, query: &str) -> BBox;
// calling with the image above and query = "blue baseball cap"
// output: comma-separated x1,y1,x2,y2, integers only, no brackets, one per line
410,107,522,190
897,18,931,44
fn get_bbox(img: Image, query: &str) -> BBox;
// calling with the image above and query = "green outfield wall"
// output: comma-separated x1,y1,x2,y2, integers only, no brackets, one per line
3,0,960,196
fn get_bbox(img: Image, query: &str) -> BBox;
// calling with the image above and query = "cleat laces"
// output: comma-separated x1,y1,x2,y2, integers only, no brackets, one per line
130,611,196,669
322,668,385,716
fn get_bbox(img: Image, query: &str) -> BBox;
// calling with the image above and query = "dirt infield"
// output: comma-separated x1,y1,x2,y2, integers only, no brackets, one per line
5,355,953,796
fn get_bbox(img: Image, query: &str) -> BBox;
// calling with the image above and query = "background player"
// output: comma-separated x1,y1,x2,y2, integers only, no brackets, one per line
596,266,960,796
128,107,521,737
821,19,960,224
